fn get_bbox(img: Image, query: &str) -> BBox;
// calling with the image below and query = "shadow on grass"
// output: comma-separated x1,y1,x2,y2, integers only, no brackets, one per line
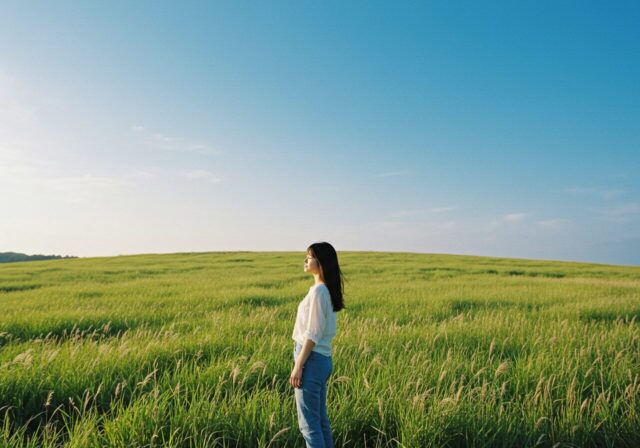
415,267,566,279
0,284,43,293
238,296,287,308
505,270,565,278
579,309,640,324
430,299,544,322
0,316,176,346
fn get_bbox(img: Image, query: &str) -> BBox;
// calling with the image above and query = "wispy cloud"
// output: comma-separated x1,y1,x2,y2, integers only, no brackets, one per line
126,167,223,184
127,167,165,180
375,169,409,178
1,150,222,206
562,186,625,200
503,212,529,224
1,144,130,205
41,174,131,203
369,219,458,236
389,209,423,218
429,206,457,213
389,206,457,218
0,148,58,173
0,71,36,126
0,159,131,204
179,169,222,184
537,218,570,229
593,202,640,218
131,125,222,155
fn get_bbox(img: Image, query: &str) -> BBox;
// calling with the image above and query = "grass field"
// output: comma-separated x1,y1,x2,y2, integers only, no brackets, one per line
0,251,639,447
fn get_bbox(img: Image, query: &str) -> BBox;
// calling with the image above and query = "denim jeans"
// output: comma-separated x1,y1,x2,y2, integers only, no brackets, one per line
293,342,334,448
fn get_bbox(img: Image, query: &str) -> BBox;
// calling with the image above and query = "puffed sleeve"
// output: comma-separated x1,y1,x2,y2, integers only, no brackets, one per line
303,287,329,344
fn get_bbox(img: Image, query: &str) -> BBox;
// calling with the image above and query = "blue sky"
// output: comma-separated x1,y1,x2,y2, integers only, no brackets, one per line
1,1,639,265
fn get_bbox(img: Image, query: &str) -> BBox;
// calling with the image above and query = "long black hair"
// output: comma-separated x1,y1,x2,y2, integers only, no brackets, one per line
307,242,345,312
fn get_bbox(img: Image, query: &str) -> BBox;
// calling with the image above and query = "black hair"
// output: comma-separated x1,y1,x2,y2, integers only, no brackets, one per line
307,242,345,312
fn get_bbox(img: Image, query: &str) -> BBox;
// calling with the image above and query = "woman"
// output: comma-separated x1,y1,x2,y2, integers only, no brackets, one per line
290,242,345,448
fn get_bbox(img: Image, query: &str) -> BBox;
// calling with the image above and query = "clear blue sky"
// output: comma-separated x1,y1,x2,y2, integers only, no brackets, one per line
1,1,639,265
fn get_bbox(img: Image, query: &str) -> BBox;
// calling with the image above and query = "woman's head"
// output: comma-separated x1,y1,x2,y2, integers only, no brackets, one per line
305,242,345,312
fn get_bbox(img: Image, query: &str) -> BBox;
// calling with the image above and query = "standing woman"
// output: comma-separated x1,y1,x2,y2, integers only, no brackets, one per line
290,242,345,448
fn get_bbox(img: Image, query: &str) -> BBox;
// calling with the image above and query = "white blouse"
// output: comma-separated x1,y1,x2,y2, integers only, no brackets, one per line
292,283,337,357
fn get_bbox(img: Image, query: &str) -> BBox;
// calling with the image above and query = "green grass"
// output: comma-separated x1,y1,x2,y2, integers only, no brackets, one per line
0,251,639,447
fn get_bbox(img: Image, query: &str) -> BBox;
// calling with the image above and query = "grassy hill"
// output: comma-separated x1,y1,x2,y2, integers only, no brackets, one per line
0,251,639,447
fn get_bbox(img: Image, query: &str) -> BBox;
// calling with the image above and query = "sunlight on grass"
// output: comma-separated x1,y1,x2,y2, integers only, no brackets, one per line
0,252,639,447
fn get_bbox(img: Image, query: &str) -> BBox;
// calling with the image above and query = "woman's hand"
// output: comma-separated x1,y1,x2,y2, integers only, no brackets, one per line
290,365,303,388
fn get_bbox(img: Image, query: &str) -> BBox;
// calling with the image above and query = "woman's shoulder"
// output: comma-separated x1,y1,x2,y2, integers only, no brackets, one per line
310,283,329,291
309,283,331,299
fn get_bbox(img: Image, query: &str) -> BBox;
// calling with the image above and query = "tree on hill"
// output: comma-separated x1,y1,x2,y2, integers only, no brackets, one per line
0,252,78,263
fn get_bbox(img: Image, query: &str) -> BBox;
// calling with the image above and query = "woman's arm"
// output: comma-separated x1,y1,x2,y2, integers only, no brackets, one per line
295,338,316,370
290,338,315,388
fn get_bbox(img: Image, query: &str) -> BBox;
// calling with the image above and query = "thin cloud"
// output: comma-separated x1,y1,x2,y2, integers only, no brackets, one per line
595,202,640,218
131,125,223,155
0,148,58,172
0,163,131,204
503,213,529,223
389,206,457,218
562,186,625,200
1,155,222,206
389,209,423,218
369,219,458,236
601,190,625,200
127,167,165,180
0,71,36,125
179,169,222,184
537,219,570,229
44,174,130,203
376,170,409,178
429,206,457,213
127,167,223,184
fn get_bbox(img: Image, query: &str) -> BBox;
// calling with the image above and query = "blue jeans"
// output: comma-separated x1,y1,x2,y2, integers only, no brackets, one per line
293,342,334,448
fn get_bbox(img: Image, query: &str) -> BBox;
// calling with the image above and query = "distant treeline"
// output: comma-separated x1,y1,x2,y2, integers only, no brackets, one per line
0,252,78,263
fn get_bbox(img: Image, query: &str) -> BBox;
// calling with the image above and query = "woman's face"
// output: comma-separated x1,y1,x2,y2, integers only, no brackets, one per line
303,251,322,276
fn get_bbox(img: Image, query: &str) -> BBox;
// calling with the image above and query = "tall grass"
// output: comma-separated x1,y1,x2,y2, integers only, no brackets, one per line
0,252,639,447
